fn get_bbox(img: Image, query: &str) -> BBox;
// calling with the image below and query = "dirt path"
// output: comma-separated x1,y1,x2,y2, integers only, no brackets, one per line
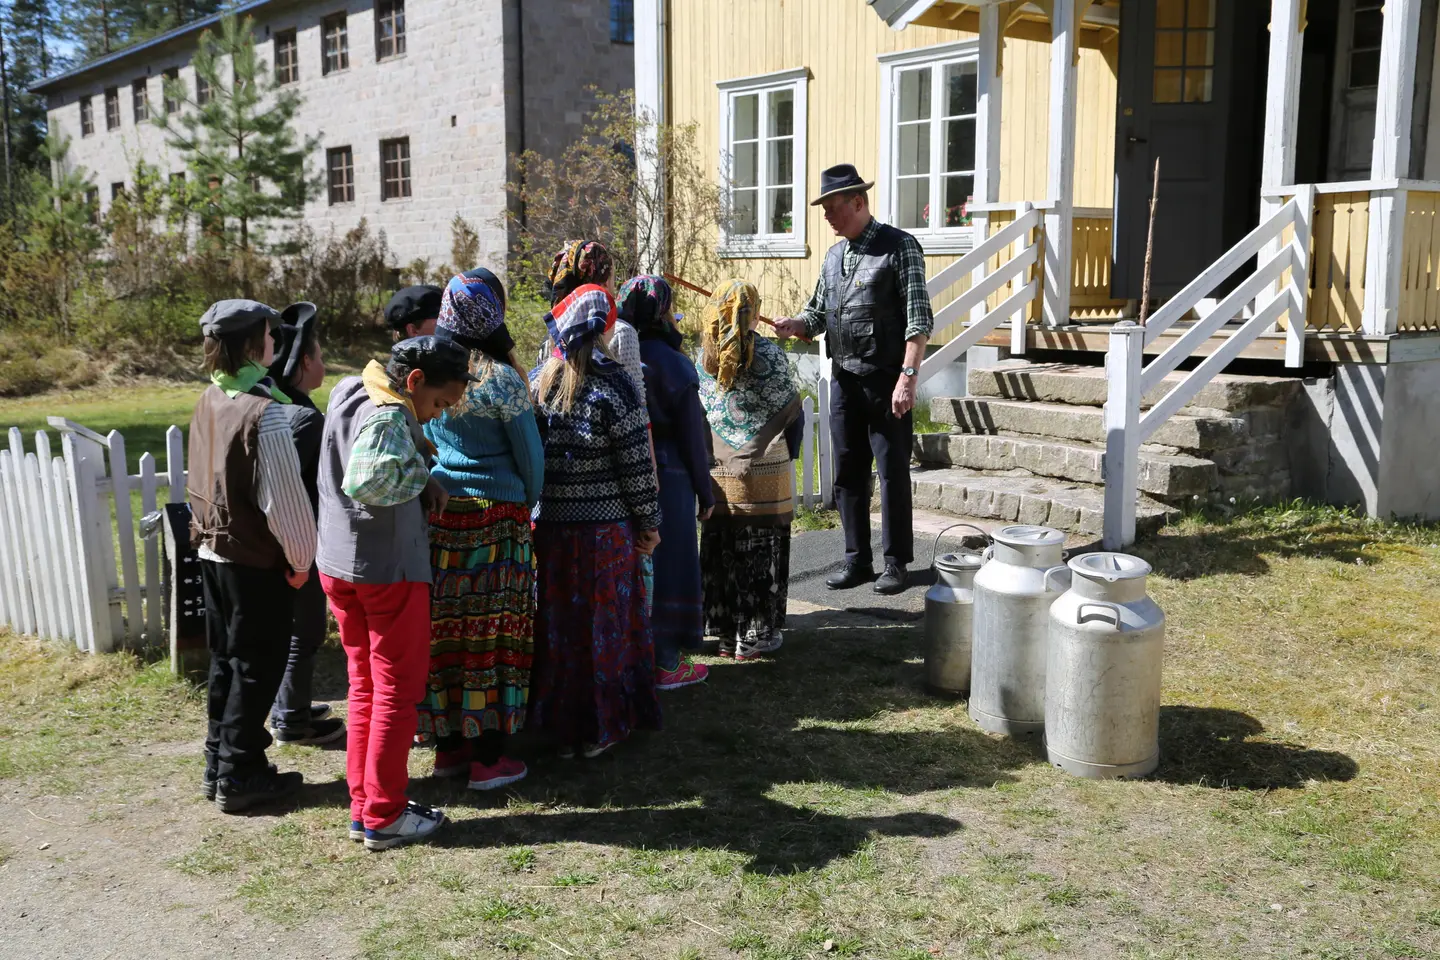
0,769,357,960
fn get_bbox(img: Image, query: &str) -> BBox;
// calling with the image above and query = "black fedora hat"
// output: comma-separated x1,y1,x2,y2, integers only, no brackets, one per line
811,163,875,205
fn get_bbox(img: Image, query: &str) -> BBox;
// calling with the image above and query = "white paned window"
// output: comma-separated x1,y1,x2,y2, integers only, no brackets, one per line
878,41,980,254
716,67,809,258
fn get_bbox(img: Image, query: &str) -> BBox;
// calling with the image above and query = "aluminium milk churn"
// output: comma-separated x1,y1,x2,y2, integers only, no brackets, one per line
1045,552,1164,780
969,524,1068,736
924,554,986,697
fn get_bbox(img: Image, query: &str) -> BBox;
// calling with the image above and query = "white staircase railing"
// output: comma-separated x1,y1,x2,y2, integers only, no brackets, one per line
917,202,1042,385
1102,185,1315,548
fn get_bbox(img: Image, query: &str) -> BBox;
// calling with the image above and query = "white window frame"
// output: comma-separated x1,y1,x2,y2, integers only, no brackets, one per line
877,40,981,255
716,66,810,259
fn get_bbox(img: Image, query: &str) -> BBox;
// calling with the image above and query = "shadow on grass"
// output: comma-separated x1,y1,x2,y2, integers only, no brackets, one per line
1153,706,1359,789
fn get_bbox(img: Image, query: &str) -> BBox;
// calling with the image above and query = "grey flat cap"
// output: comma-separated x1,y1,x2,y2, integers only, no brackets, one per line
199,299,282,337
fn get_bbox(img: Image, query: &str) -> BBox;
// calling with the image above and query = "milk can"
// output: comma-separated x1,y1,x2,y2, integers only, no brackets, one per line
923,523,988,696
1045,552,1164,779
969,524,1068,736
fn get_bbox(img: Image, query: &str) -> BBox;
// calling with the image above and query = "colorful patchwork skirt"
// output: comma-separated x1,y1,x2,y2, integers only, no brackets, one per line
529,520,661,750
421,498,535,740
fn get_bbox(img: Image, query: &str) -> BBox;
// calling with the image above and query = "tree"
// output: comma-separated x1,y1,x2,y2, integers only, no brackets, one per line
157,14,316,292
4,0,59,177
19,133,101,335
60,0,227,61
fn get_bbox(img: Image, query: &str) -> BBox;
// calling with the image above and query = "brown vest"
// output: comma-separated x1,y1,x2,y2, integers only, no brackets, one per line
187,385,286,569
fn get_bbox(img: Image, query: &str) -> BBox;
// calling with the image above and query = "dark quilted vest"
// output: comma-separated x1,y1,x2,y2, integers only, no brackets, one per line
821,223,909,376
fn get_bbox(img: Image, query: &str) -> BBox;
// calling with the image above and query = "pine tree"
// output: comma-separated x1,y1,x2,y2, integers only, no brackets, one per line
19,133,102,336
4,0,59,175
61,1,228,61
157,14,316,289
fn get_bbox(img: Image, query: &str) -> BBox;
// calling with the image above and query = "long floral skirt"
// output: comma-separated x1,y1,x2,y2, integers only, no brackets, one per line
700,519,792,642
529,520,661,750
420,498,535,741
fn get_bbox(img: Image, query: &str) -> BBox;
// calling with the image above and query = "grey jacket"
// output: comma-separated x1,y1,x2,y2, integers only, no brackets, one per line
316,376,432,585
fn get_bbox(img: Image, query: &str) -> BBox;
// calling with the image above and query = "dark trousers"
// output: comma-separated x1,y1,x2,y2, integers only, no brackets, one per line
201,560,294,780
829,367,914,567
270,569,327,730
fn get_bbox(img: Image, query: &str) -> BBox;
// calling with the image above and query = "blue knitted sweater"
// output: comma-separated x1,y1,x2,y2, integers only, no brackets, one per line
425,361,545,506
530,366,662,529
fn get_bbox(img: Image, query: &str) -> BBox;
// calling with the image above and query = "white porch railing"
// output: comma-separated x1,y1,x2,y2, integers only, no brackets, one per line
1102,185,1315,549
0,418,187,654
917,202,1042,384
792,388,834,511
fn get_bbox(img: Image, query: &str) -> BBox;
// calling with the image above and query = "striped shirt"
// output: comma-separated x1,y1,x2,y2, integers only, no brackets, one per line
341,408,431,508
197,401,317,573
796,217,935,341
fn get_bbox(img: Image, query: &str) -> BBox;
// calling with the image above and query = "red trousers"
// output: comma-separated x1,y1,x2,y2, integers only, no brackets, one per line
321,575,431,830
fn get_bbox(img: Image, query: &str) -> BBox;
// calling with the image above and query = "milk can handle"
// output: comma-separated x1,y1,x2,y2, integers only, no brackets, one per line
1076,601,1125,628
929,523,991,570
1042,564,1070,593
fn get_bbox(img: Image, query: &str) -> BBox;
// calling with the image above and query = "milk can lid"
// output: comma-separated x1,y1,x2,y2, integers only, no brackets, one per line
993,524,1066,548
1069,552,1152,582
935,552,985,573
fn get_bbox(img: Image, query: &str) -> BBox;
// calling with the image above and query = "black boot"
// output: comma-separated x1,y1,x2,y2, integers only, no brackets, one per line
215,768,304,814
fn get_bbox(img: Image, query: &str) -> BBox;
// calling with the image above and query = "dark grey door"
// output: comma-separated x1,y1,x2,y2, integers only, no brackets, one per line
1113,0,1266,299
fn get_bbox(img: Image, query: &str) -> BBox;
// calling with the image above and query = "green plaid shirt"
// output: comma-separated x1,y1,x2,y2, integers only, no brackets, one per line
342,408,431,508
796,218,934,341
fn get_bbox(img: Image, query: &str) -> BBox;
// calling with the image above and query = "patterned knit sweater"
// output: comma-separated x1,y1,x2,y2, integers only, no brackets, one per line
532,366,662,529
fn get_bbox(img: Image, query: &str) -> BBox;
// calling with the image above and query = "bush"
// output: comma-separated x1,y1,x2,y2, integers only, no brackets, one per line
0,333,101,396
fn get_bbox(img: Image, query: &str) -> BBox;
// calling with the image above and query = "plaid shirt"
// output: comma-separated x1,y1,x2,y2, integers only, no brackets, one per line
796,218,935,342
341,408,430,508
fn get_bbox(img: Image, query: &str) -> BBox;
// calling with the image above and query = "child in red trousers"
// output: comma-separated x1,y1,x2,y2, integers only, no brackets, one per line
317,336,474,851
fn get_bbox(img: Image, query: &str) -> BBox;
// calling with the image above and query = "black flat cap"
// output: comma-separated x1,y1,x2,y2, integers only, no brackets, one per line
385,285,443,332
199,299,282,337
268,303,318,384
391,335,480,384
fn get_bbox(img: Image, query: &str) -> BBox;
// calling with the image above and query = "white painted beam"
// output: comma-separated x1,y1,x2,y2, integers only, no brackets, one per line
970,3,1005,326
634,0,667,273
1259,0,1307,327
1043,0,1078,329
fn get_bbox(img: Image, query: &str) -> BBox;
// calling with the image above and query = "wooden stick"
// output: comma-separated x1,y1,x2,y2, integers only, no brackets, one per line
1138,158,1160,327
661,272,776,327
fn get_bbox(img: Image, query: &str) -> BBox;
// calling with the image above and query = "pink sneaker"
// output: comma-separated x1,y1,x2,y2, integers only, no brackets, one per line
433,748,469,778
467,757,528,791
656,659,709,691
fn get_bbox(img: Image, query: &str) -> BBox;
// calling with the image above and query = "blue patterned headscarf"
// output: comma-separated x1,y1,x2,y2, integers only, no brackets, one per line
617,275,681,349
437,274,505,347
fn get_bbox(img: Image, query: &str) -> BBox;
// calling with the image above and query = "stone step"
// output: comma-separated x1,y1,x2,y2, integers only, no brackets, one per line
967,361,1303,413
911,466,1178,538
930,396,1250,452
913,431,1216,499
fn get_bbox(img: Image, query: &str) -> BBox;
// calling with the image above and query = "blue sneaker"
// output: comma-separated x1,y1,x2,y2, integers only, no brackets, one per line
363,802,446,852
349,820,364,842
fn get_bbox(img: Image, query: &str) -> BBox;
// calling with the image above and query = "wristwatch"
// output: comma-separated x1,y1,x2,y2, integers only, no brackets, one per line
902,366,918,378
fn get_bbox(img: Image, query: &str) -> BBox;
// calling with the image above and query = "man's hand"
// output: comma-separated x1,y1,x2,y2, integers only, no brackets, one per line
892,373,918,419
698,504,714,521
285,567,310,590
771,316,807,340
635,528,661,555
420,475,449,517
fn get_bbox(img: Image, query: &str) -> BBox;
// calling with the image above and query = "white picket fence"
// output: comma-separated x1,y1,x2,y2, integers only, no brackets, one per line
793,382,835,511
0,418,186,654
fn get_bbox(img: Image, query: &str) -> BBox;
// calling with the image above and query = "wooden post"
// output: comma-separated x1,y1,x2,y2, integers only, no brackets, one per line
1363,0,1423,335
36,433,71,641
139,452,161,645
0,446,34,637
1286,186,1314,367
52,455,84,647
1043,0,1078,330
60,430,112,653
817,376,833,509
165,424,187,502
1139,160,1160,327
970,4,1004,327
108,431,142,647
0,452,23,633
1259,0,1306,329
1103,321,1144,550
1012,202,1035,355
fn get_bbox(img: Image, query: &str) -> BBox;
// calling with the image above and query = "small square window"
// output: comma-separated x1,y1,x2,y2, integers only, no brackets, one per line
376,1,406,60
80,97,94,136
163,68,182,113
132,78,149,122
327,146,355,204
196,71,212,106
381,138,411,200
111,182,126,202
323,14,350,75
105,88,121,129
275,30,299,84
610,0,634,44
84,187,99,223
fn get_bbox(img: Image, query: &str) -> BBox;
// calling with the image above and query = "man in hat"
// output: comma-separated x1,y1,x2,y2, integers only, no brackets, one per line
265,303,346,747
773,164,934,595
385,285,444,342
189,299,317,812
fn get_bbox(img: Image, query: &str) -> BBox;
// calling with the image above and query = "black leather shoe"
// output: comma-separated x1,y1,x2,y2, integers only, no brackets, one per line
216,769,303,814
874,563,908,595
826,561,875,590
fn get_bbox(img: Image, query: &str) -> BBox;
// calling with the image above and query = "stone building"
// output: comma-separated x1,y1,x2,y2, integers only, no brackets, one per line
32,0,635,269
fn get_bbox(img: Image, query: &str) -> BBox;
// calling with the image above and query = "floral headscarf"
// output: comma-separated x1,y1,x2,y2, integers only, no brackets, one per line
703,279,759,390
545,284,618,365
546,240,613,305
617,275,681,349
437,274,504,344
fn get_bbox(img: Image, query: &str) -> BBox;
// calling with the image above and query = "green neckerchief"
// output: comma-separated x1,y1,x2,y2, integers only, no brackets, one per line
211,360,291,404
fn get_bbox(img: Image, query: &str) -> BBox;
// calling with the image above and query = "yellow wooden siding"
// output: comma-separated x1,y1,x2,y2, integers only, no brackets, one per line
667,0,1119,330
1307,193,1369,331
1399,191,1440,331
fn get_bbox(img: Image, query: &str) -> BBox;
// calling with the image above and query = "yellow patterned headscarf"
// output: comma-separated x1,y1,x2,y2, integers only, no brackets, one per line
704,279,759,390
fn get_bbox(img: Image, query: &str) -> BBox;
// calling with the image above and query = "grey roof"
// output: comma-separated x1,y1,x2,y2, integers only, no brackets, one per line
29,0,280,95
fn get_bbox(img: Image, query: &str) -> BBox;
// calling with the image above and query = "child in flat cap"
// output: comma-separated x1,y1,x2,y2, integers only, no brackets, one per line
188,299,318,813
316,336,474,851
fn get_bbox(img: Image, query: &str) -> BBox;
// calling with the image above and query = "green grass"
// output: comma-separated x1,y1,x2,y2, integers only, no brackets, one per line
3,501,1440,955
